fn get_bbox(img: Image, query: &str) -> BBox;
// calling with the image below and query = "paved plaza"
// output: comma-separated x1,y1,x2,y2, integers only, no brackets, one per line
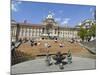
11,56,96,74
11,40,96,74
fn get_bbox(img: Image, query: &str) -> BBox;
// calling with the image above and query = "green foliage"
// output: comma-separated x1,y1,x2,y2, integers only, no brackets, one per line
78,23,96,41
78,27,87,41
90,24,96,37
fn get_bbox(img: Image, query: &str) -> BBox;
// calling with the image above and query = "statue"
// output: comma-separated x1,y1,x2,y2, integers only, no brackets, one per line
45,45,52,66
45,54,52,66
67,50,72,64
53,52,66,69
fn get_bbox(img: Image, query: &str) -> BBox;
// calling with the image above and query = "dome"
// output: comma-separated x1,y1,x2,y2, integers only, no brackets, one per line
46,11,53,19
47,14,53,19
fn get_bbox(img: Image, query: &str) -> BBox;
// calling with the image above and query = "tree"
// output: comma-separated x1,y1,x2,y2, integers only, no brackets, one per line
90,23,96,37
78,23,96,42
78,27,87,41
85,29,92,41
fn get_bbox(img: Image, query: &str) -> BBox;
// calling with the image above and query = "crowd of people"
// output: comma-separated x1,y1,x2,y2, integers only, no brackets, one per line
15,38,73,69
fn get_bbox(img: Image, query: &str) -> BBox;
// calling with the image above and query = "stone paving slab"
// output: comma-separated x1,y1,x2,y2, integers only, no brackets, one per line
11,56,96,74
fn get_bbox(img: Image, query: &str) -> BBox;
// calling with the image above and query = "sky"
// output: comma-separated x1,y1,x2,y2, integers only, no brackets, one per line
11,0,96,27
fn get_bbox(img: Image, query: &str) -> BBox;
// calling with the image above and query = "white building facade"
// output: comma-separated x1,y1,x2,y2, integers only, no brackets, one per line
11,14,80,42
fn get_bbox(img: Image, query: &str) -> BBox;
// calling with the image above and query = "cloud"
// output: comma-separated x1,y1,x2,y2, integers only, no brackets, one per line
90,8,93,12
12,3,17,12
61,18,70,25
51,12,55,16
90,8,95,18
55,18,61,22
48,11,55,16
55,17,70,27
11,1,22,12
78,22,82,26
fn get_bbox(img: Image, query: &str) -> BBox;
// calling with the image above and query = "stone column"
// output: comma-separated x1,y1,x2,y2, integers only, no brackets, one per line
16,24,20,41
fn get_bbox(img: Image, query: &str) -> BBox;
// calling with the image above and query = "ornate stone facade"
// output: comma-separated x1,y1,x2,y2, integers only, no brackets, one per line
11,13,80,42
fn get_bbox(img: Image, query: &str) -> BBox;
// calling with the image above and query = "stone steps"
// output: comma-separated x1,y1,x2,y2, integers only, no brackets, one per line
16,40,95,58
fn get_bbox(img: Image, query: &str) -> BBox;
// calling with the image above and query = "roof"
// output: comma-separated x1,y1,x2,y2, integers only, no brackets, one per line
11,21,79,30
11,22,43,28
